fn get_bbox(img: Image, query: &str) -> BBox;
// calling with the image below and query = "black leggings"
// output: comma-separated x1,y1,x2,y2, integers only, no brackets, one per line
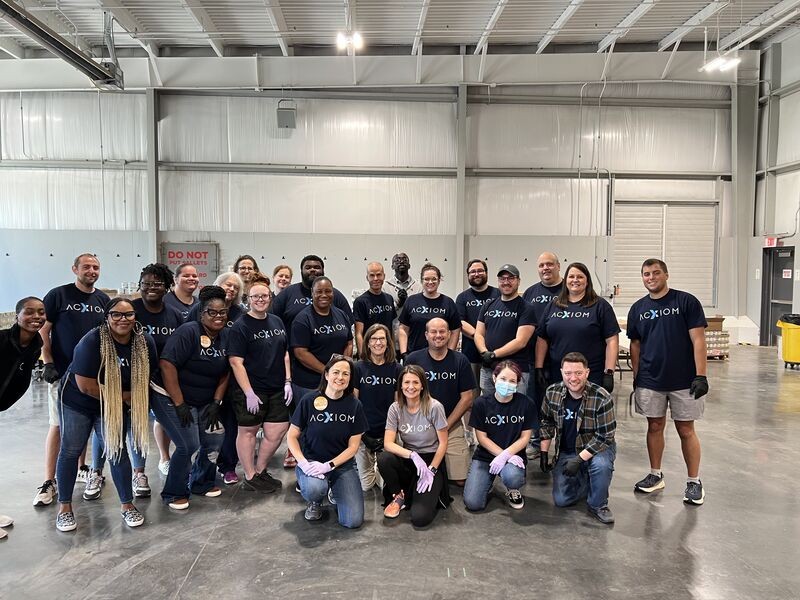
378,451,446,528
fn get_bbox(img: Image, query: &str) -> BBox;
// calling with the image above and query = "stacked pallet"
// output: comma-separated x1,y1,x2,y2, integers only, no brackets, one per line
706,316,729,359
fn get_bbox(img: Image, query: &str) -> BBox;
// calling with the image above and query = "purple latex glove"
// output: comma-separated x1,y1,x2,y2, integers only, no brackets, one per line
245,390,262,415
508,454,525,470
306,460,332,478
489,449,512,475
284,381,294,406
297,459,325,479
415,467,435,494
410,451,428,477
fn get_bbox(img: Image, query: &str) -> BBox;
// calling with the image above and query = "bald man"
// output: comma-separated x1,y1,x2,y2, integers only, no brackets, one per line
353,262,397,356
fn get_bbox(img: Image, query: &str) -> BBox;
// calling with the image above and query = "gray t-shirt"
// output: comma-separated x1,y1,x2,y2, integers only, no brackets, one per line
385,399,447,454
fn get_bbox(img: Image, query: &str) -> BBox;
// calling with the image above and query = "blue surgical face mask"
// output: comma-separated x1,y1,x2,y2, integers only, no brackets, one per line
495,381,517,397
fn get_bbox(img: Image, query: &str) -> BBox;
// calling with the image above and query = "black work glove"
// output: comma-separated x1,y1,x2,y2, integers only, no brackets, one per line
396,288,408,308
398,351,407,364
480,350,496,369
602,372,615,393
690,375,708,399
175,402,194,427
535,368,548,394
564,455,584,477
205,401,222,431
539,451,552,473
42,363,60,384
362,434,384,453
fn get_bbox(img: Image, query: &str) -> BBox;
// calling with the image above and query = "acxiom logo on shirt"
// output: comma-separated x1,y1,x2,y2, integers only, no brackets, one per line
309,412,356,423
639,307,680,320
530,295,553,304
400,423,431,434
200,347,226,358
465,299,490,307
368,305,393,315
485,415,525,425
66,303,104,314
313,324,347,335
426,370,457,382
253,328,285,340
485,309,517,319
145,325,176,336
293,298,313,306
118,357,130,368
410,306,446,315
360,375,396,386
552,310,590,319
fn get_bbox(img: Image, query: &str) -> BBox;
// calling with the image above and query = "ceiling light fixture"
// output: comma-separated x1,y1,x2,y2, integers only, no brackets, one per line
336,31,363,51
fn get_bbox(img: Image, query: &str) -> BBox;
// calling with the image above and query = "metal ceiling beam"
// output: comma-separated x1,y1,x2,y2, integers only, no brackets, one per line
263,0,290,57
95,0,158,58
597,0,657,53
0,36,24,58
474,0,508,55
28,0,94,56
659,1,729,51
177,0,224,57
412,0,430,55
719,0,800,50
537,0,584,54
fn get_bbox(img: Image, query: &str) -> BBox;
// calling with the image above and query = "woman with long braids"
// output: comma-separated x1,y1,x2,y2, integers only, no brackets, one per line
150,286,231,510
54,298,157,531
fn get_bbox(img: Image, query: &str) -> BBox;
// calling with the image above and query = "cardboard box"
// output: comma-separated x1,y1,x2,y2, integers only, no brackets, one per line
707,316,724,331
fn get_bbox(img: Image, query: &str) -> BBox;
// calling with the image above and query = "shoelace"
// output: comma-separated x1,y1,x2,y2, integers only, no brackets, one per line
39,481,55,493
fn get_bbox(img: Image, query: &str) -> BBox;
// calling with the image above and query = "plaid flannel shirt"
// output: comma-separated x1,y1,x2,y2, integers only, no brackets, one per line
540,381,616,464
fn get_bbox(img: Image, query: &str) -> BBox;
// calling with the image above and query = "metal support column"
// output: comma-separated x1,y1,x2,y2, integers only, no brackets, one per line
763,44,782,234
145,88,160,262
456,83,467,288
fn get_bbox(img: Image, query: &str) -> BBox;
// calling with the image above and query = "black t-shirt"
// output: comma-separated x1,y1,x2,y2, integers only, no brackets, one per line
353,290,397,333
0,325,44,412
354,360,401,437
163,292,197,321
478,296,537,371
42,284,111,374
187,302,243,329
290,391,368,465
470,392,538,463
405,349,475,416
157,321,230,407
455,286,500,362
227,313,288,393
538,298,620,386
131,299,184,356
523,281,564,332
559,394,582,453
270,282,353,343
290,306,353,389
399,293,461,353
62,327,158,417
626,289,707,391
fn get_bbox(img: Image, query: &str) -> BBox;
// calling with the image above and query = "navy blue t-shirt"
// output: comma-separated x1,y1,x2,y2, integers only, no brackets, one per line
353,290,397,333
626,289,707,391
290,306,353,389
405,349,475,416
187,302,243,329
399,293,461,353
478,296,537,371
539,298,620,386
61,327,157,417
470,392,538,463
227,313,288,393
163,292,197,321
158,321,230,407
523,281,564,332
270,282,353,343
290,391,368,465
354,360,401,437
456,286,500,362
131,299,184,356
559,394,582,453
42,284,111,374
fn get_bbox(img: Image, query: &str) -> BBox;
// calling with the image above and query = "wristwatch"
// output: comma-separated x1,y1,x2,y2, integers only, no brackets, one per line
328,461,336,470
429,466,438,474
604,369,614,375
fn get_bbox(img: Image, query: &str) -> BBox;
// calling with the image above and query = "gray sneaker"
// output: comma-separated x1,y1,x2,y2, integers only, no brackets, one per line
634,473,665,493
83,471,104,501
132,473,151,498
588,505,615,524
304,501,323,521
683,480,705,505
327,488,337,506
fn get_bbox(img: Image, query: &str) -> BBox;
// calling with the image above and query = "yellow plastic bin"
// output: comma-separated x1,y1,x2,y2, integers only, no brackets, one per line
777,314,800,369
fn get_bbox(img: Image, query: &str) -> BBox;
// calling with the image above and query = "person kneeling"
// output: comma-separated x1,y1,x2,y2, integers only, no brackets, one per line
540,352,616,524
378,365,451,527
463,361,536,511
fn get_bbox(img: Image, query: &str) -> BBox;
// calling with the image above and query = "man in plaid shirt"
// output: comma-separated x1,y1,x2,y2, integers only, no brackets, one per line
539,351,616,524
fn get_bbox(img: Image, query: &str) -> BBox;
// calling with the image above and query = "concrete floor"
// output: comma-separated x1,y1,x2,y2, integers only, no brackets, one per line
1,345,799,599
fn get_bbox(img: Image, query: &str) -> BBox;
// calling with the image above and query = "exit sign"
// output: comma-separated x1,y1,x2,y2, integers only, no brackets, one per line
764,237,778,247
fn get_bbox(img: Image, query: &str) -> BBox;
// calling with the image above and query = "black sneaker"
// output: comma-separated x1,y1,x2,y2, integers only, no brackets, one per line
588,505,615,524
258,470,283,488
505,489,524,509
683,480,705,505
634,473,665,493
241,475,278,494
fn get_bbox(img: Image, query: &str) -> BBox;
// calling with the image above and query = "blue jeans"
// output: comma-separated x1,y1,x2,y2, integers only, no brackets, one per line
479,370,539,445
295,461,364,529
92,427,146,471
56,404,133,504
463,458,526,511
150,391,223,503
552,445,616,510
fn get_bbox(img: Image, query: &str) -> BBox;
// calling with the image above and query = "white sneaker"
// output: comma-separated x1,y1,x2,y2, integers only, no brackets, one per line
83,471,104,501
158,460,170,476
76,465,90,483
0,515,13,527
33,480,57,507
132,473,151,498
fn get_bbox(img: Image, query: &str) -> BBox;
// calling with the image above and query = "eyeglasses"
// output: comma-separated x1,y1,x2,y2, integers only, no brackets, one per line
108,311,136,322
468,269,486,275
422,277,439,283
140,281,165,289
369,337,388,343
204,308,229,318
498,275,518,282
248,294,270,301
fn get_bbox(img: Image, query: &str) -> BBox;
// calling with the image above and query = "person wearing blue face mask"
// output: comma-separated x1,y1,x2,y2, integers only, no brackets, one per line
463,361,537,511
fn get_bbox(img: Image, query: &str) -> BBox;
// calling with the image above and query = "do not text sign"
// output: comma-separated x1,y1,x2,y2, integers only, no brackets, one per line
161,242,219,288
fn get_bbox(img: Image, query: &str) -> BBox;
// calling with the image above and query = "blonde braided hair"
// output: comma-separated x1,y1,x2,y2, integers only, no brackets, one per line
98,320,151,462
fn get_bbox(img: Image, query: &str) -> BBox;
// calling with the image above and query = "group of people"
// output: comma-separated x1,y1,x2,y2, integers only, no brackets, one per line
0,249,709,538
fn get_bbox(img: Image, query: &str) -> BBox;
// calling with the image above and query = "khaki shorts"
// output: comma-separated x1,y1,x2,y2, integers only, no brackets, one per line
445,422,470,480
635,387,704,421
